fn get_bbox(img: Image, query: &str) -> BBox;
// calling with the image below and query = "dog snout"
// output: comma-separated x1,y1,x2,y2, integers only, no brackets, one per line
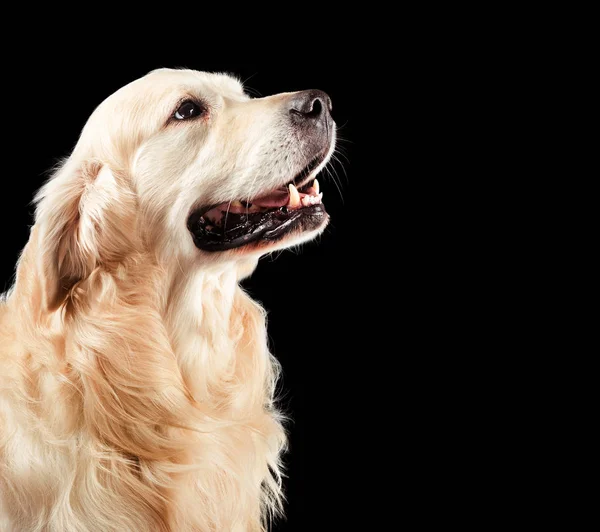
288,90,333,126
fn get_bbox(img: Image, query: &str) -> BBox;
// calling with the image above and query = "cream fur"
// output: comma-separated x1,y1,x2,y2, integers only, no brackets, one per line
0,69,334,531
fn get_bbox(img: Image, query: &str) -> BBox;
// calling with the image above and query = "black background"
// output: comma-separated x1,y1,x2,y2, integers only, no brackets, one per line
1,47,365,531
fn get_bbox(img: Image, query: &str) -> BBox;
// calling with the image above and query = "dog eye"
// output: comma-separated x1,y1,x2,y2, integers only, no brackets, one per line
174,101,203,120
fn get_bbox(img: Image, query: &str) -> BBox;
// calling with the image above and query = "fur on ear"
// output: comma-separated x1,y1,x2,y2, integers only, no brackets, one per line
34,159,137,311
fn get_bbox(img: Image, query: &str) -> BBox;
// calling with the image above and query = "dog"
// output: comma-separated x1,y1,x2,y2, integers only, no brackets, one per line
0,68,335,531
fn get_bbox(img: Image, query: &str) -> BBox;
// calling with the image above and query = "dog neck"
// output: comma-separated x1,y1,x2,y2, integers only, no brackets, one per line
163,259,278,412
12,233,276,416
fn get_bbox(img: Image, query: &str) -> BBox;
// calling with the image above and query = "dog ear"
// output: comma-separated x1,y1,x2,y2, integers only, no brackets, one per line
34,159,136,311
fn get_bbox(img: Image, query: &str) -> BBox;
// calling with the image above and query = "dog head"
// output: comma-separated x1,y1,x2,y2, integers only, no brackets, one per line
33,68,336,310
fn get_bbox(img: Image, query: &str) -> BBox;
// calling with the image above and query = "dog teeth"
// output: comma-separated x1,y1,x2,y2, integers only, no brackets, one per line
313,179,320,194
288,184,301,207
300,193,323,207
287,184,323,209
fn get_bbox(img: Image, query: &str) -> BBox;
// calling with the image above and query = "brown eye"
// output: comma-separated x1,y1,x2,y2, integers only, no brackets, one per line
174,101,203,120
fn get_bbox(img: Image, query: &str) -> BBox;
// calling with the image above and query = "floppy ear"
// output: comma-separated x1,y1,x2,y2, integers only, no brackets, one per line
34,159,136,311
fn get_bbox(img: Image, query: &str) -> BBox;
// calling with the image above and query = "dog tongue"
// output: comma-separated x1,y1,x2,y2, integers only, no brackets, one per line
251,188,289,208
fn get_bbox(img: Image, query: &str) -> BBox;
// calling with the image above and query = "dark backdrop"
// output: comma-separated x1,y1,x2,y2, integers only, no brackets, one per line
0,50,363,531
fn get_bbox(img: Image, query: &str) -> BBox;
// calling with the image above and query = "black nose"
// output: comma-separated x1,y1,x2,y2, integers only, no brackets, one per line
289,90,332,122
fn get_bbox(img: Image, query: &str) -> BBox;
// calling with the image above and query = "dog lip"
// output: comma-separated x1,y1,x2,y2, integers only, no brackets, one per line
291,150,327,190
189,204,327,252
187,202,222,231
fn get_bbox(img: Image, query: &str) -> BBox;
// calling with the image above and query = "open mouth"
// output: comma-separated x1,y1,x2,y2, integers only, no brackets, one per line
188,161,328,252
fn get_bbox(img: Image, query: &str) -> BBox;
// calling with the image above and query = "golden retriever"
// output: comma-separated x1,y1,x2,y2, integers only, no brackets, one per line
0,68,335,531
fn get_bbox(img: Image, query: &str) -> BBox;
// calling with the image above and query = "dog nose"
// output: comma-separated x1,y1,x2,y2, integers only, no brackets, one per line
289,90,332,122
